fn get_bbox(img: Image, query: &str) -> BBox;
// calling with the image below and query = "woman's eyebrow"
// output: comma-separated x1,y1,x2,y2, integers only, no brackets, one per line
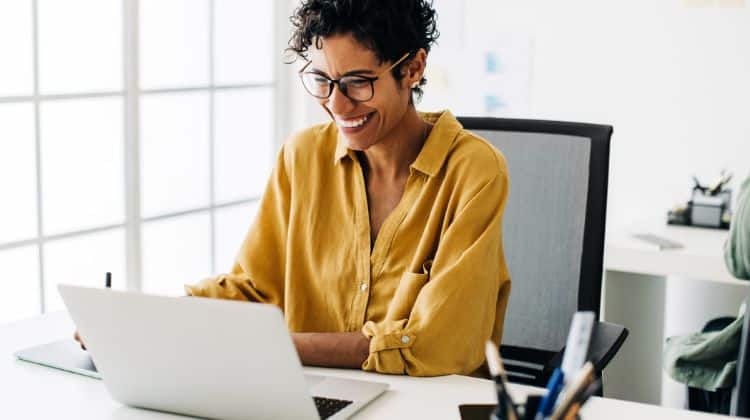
309,67,377,77
342,69,376,76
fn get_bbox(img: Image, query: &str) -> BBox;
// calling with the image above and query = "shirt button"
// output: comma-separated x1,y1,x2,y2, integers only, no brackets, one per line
359,283,368,292
401,335,410,344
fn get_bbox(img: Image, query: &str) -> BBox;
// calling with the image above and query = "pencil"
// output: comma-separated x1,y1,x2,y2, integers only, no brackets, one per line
562,402,580,420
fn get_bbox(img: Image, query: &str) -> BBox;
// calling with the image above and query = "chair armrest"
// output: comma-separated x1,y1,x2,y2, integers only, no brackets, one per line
547,321,629,374
588,321,629,372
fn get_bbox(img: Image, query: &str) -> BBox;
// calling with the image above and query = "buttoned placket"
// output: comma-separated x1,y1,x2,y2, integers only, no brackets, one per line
348,159,426,331
348,157,372,331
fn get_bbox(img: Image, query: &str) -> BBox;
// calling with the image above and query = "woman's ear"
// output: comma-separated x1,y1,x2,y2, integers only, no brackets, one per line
405,48,427,88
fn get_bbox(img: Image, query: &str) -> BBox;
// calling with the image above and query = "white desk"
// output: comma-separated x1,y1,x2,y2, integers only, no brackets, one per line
0,312,737,419
605,225,743,286
603,224,749,407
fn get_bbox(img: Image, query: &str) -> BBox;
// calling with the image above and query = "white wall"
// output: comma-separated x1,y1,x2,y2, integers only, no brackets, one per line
467,0,750,233
289,0,750,233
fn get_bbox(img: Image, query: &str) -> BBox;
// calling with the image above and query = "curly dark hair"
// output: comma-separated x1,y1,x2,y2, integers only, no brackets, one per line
287,0,439,101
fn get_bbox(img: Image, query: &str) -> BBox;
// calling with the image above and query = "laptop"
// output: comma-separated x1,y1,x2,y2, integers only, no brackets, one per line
41,284,388,419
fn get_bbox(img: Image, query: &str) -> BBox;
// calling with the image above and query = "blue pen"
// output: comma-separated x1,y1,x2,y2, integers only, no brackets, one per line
535,368,565,420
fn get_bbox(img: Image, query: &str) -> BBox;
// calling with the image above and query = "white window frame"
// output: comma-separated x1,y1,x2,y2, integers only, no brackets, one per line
0,0,288,313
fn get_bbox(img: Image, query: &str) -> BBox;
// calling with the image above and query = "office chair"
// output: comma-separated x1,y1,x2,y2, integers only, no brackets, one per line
458,117,628,389
731,288,750,417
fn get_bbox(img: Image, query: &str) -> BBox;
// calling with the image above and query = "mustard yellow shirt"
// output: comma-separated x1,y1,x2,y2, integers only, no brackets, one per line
186,110,511,376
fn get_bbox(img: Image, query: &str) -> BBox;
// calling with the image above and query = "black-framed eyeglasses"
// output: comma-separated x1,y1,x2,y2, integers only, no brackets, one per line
298,52,412,102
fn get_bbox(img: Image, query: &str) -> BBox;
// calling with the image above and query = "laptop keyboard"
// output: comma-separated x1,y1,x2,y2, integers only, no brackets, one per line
313,396,353,419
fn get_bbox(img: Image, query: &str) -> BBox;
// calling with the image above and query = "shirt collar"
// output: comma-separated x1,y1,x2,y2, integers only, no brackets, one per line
334,133,354,163
409,110,462,177
333,110,462,178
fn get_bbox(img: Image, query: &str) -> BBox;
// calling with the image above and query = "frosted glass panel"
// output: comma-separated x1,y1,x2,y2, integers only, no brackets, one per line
43,228,125,312
40,98,124,235
140,92,210,217
0,246,39,325
0,1,33,96
214,88,274,203
142,212,211,296
38,0,122,94
140,0,210,89
0,103,37,244
214,201,259,273
214,0,274,85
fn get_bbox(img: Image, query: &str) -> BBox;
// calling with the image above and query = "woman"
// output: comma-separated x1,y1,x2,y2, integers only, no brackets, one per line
80,0,511,376
190,0,510,376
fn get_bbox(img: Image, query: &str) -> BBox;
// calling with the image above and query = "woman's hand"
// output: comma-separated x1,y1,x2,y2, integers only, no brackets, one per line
73,330,87,351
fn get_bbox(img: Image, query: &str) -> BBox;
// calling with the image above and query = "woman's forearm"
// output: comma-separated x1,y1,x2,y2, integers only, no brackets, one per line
292,332,370,369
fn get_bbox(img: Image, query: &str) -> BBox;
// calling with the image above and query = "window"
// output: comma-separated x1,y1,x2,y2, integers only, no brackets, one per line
0,0,275,324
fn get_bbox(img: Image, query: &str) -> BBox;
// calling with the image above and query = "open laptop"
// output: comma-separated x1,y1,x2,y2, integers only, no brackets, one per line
44,284,388,419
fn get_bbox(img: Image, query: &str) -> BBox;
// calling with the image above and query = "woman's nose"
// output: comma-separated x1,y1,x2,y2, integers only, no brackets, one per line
326,83,355,115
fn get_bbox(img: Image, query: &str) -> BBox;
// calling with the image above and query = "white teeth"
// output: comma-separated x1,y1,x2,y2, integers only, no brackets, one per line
337,113,370,128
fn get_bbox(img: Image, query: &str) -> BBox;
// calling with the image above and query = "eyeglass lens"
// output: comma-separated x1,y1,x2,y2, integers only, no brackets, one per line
301,73,374,102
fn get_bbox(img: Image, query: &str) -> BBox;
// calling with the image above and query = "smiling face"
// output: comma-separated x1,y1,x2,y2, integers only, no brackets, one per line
305,34,417,151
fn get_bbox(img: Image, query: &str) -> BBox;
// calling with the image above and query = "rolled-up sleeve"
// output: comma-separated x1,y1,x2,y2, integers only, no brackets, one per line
185,146,291,306
361,169,511,376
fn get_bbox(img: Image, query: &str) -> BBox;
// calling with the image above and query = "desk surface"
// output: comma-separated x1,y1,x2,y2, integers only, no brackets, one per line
0,312,737,419
605,224,745,285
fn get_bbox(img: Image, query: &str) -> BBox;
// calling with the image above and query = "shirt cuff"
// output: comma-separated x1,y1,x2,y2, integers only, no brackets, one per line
183,275,252,301
184,283,205,297
361,319,414,374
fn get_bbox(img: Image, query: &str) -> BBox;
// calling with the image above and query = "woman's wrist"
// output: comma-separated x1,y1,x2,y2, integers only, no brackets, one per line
292,331,370,369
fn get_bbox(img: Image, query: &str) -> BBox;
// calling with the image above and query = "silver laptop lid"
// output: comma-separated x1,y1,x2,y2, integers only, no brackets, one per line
58,284,319,420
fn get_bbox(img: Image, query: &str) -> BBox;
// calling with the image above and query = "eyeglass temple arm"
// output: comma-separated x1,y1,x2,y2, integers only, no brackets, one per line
300,51,410,76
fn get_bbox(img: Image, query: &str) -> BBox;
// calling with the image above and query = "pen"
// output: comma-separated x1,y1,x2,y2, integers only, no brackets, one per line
692,175,706,193
535,368,565,420
560,312,595,379
575,378,602,406
485,341,519,420
555,379,601,420
549,362,594,420
713,173,733,196
75,272,111,351
562,402,580,420
707,170,733,196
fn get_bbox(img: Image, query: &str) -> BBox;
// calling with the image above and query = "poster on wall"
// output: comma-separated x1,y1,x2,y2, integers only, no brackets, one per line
477,33,534,117
422,1,534,118
423,32,533,118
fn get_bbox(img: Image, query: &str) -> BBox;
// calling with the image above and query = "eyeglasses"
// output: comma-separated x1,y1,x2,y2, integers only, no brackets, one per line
298,52,412,102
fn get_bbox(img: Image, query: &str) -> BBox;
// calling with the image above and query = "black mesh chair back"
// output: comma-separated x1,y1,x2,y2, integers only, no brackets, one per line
459,117,625,387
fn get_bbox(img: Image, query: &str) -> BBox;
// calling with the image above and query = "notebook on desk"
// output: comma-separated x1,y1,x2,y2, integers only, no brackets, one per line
15,339,101,379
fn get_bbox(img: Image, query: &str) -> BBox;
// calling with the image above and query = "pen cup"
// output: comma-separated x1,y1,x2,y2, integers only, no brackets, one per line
689,189,731,229
516,396,580,420
459,397,581,420
521,396,542,420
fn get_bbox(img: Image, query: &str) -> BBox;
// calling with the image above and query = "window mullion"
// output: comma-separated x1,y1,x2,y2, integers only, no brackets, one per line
31,0,45,313
209,0,217,274
123,0,142,291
